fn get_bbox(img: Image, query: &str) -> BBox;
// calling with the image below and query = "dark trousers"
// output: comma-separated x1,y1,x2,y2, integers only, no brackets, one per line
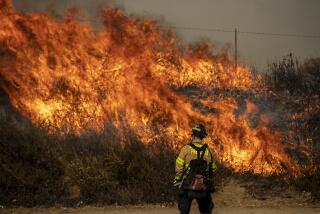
178,190,214,214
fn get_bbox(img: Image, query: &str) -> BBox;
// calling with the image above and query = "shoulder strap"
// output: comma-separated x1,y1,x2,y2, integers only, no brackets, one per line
189,143,208,160
207,146,213,163
200,144,208,159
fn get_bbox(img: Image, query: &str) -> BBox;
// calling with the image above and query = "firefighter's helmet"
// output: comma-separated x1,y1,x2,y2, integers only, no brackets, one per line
191,124,207,139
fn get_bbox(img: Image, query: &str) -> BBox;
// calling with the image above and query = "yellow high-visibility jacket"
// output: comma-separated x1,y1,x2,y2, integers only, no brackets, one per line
175,142,217,182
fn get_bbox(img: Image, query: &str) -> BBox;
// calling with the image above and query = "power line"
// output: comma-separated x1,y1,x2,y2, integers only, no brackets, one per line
239,30,320,39
169,26,234,33
74,18,320,39
160,25,320,39
170,26,320,39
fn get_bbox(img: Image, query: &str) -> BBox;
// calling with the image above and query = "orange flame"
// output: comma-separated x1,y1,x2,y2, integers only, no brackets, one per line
0,0,305,177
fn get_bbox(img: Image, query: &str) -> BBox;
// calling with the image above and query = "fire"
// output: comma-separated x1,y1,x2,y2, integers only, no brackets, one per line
0,0,306,177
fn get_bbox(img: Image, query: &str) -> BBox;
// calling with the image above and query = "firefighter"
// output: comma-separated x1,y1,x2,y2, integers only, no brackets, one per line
174,124,217,214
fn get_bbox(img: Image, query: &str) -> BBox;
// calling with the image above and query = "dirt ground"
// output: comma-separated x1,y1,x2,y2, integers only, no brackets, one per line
2,178,320,214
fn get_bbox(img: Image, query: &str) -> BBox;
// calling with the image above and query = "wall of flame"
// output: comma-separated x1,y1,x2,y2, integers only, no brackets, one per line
0,0,304,177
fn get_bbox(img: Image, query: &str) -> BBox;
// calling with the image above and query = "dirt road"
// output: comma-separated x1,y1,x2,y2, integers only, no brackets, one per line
2,179,320,214
3,206,319,214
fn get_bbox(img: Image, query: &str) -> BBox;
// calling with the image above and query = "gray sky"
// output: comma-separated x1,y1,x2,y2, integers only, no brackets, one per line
12,0,320,70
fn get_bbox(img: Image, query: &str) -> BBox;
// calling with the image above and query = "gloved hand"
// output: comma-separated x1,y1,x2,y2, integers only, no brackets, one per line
173,179,186,197
173,179,182,188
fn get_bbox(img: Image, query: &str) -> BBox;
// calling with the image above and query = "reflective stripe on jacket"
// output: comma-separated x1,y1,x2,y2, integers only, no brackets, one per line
175,142,217,181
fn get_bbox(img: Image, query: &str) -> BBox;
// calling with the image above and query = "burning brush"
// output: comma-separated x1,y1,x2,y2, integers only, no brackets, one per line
0,0,314,178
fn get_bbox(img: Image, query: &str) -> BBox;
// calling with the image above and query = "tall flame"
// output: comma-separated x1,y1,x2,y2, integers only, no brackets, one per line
0,0,304,177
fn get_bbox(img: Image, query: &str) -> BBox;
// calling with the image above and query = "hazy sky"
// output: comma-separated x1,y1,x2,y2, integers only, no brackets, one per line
12,0,320,70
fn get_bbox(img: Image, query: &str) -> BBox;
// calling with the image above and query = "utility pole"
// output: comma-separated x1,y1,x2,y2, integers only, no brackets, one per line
235,28,238,70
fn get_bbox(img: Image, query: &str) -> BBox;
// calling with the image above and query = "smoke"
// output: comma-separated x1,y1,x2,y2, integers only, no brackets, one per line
11,0,320,70
12,0,122,28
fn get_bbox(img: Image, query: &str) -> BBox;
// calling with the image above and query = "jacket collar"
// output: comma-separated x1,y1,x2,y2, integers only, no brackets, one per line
191,141,203,148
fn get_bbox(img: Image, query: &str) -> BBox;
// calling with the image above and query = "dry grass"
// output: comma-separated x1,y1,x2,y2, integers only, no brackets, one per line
0,114,177,206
